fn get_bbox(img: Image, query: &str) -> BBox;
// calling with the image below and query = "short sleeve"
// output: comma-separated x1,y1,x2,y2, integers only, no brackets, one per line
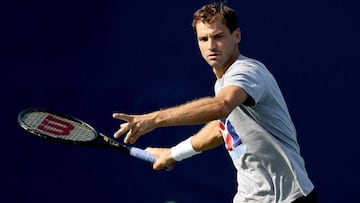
222,60,266,105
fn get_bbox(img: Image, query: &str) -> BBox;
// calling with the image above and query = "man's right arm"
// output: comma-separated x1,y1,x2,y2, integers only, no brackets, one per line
146,120,223,170
191,120,223,151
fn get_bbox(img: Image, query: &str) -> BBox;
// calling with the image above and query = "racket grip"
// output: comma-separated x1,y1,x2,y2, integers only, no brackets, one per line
129,147,175,171
129,147,156,163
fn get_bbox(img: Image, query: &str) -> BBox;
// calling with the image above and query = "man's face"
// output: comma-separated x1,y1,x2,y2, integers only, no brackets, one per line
196,18,240,70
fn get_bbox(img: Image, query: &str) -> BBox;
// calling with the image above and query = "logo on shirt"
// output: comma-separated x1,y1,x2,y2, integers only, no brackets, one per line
219,118,242,151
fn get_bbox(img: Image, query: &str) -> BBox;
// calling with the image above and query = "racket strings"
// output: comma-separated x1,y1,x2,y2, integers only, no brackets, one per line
21,112,97,142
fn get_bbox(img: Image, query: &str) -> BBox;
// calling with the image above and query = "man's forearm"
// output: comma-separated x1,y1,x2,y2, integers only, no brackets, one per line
191,120,223,151
170,121,223,161
152,97,231,128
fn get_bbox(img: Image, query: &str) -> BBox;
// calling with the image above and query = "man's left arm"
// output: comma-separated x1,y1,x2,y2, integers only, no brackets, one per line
113,85,248,144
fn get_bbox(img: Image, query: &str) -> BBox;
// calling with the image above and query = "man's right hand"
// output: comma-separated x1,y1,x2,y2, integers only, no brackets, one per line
145,147,175,170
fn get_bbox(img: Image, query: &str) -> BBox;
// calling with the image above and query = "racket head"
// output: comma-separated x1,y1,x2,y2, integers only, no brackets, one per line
18,108,98,144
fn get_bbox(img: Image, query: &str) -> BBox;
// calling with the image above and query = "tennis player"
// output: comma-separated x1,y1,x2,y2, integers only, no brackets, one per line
113,2,317,203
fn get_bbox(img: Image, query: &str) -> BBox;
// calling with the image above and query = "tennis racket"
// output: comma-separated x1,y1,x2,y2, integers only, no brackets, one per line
18,108,174,171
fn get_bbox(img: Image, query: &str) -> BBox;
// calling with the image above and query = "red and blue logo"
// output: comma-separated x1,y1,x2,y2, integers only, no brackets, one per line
219,118,242,151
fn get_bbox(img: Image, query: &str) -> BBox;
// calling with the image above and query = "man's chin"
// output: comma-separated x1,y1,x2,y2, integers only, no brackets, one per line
207,60,220,67
209,62,223,69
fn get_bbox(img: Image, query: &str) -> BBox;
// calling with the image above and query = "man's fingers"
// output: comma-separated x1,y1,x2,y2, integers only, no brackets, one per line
112,113,146,144
145,147,174,170
145,147,161,170
145,147,159,158
113,113,134,139
124,130,134,144
125,128,140,144
113,123,130,138
112,113,131,121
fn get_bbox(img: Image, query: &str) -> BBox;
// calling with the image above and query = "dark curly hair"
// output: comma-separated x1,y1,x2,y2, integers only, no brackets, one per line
192,2,239,34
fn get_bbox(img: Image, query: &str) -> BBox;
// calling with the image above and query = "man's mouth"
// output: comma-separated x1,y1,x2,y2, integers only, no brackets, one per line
208,53,219,60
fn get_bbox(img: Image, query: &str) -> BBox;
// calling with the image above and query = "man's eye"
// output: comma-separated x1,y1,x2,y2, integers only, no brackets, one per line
214,35,223,40
199,37,208,42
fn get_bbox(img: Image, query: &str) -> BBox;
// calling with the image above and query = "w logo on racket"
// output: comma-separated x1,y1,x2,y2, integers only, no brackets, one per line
37,115,75,136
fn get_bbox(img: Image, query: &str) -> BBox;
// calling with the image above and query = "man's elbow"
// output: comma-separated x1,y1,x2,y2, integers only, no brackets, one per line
216,99,235,118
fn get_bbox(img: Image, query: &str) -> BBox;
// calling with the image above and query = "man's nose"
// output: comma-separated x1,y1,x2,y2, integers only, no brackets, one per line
208,38,217,50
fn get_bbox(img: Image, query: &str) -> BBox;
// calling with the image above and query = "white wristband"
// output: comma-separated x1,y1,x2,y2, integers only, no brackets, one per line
170,136,201,161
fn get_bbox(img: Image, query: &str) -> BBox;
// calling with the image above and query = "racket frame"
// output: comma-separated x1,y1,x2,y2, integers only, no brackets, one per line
18,108,131,153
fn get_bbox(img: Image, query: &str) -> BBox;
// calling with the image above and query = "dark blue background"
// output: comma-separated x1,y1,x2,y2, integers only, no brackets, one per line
2,0,359,202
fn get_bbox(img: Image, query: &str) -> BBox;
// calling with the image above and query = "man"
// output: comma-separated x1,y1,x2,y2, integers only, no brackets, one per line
113,2,317,203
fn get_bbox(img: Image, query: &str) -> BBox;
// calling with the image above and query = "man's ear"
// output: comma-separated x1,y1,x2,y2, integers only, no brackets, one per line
235,27,241,43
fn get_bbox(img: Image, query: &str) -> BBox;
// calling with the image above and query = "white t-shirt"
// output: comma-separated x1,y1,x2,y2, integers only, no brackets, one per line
214,55,314,203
